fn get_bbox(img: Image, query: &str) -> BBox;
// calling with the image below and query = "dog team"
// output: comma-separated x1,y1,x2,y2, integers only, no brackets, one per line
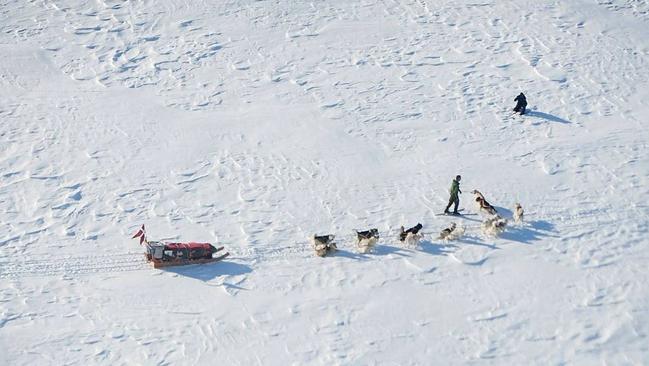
312,175,525,257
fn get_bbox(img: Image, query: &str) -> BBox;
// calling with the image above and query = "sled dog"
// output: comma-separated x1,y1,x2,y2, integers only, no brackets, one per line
399,223,423,247
439,222,465,241
481,215,508,237
472,189,498,216
513,203,524,224
355,228,379,254
312,234,337,257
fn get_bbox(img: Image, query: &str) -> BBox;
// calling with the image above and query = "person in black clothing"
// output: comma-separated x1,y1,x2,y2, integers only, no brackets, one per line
513,92,527,115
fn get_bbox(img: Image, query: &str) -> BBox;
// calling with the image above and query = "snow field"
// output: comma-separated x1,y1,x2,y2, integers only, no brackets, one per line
1,0,649,364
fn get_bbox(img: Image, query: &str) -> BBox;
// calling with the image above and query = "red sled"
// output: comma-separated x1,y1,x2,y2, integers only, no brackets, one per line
132,225,229,268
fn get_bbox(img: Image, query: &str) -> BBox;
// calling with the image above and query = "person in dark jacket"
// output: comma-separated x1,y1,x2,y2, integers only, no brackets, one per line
444,175,462,214
513,92,527,115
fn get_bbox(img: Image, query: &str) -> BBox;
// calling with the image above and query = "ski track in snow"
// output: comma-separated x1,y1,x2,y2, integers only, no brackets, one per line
1,0,649,365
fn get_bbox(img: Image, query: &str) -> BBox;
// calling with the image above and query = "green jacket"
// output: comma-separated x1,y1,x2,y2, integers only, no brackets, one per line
449,179,461,198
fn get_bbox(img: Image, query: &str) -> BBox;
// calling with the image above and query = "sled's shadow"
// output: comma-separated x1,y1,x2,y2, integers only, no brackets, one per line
526,110,571,124
164,260,252,283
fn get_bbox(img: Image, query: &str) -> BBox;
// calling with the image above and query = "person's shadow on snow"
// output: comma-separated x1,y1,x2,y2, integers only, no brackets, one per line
526,110,571,124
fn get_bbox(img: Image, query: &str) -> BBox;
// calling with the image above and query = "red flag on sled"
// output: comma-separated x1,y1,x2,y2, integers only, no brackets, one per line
132,225,146,245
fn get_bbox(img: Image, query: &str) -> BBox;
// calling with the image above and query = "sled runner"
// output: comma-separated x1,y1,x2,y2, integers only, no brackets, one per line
132,225,229,268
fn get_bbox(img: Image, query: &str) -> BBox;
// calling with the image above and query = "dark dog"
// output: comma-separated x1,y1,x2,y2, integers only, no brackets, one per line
399,223,423,242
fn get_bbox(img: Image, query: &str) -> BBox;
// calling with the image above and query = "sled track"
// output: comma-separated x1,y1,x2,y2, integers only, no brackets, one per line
0,252,149,278
0,246,312,279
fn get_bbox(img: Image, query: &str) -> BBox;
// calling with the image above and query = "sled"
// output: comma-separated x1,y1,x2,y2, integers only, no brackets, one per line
146,244,230,268
133,225,230,268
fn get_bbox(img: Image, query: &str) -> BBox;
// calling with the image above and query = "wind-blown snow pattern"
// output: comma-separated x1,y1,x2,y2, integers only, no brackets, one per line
1,0,649,364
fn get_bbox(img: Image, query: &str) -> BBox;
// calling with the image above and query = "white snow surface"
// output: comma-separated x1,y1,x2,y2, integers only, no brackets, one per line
1,0,649,364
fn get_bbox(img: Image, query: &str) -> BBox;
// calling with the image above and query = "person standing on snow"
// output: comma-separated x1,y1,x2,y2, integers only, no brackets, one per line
513,92,527,115
444,175,462,215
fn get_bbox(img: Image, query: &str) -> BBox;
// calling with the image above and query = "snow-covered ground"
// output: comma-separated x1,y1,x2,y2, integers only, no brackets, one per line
2,0,649,364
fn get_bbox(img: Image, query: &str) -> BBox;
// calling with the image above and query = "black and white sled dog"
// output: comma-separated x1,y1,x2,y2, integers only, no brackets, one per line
438,222,465,241
481,215,508,237
471,189,498,216
399,223,423,247
312,234,337,257
355,228,379,254
513,203,524,224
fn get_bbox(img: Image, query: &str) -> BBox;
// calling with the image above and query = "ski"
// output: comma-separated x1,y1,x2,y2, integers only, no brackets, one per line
435,211,477,217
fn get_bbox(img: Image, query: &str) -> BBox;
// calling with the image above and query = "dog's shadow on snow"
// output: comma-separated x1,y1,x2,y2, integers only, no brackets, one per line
419,239,458,256
456,235,499,250
374,243,413,257
491,207,559,245
530,220,556,232
494,206,513,217
526,110,571,124
164,260,253,284
334,249,372,260
500,220,559,244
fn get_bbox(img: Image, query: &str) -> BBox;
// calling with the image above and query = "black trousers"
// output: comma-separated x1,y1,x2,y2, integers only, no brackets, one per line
514,103,527,114
444,196,459,213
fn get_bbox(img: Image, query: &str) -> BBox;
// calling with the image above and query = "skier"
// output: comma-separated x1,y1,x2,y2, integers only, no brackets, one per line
443,175,462,215
513,92,527,115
